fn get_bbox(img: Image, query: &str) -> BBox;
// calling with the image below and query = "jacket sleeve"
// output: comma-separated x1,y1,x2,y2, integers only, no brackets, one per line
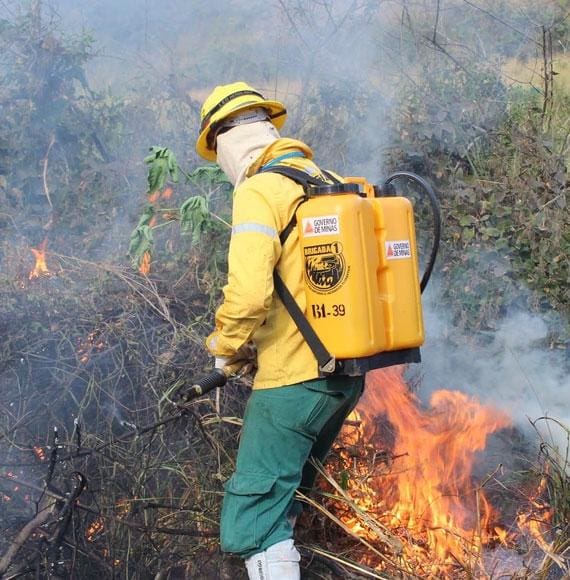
206,179,283,357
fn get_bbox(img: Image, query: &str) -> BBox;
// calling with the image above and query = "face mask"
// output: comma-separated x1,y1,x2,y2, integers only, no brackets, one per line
216,121,280,187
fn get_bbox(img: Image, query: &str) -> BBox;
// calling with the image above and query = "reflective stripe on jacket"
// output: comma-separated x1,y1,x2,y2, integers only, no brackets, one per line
206,138,338,388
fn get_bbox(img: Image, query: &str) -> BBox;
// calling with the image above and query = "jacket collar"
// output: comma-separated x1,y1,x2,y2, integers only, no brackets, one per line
247,138,315,178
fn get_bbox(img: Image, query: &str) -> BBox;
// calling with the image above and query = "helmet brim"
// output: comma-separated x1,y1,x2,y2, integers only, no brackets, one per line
196,99,286,162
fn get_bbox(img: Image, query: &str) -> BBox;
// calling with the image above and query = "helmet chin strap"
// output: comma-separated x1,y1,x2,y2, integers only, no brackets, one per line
216,121,280,187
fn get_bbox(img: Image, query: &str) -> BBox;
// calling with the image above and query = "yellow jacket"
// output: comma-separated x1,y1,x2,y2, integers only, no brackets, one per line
206,138,337,388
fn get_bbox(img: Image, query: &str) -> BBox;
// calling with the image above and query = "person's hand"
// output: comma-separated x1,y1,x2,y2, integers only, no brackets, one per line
231,342,257,377
214,342,257,377
215,357,229,370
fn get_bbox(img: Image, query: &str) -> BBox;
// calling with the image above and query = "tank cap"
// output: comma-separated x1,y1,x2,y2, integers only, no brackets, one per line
307,183,363,197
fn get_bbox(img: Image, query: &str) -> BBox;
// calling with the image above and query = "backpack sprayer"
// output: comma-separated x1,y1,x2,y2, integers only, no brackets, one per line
179,171,441,402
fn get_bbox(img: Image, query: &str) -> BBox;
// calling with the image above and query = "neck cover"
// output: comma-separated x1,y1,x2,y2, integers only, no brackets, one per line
216,121,280,187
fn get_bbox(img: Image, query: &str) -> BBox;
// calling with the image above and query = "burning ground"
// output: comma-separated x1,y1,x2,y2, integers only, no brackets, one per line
318,368,569,578
0,240,568,579
1,0,569,577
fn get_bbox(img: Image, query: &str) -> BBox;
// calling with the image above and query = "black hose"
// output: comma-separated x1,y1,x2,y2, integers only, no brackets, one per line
383,171,441,293
179,368,229,400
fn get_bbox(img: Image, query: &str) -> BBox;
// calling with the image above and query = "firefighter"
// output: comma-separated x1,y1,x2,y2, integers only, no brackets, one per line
196,81,364,580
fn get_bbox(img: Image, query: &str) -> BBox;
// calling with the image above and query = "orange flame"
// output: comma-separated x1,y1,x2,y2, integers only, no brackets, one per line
494,526,509,545
516,476,557,561
86,517,105,541
161,186,173,200
139,251,151,275
115,498,131,518
148,186,174,204
29,239,51,279
77,330,107,364
148,190,160,204
335,366,513,574
33,446,46,461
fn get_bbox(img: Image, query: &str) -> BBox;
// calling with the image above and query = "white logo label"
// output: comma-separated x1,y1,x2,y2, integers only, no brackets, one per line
302,215,340,237
386,240,411,259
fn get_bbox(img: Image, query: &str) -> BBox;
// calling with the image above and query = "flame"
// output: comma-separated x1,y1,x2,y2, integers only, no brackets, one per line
494,526,509,545
139,250,151,275
115,498,131,518
516,476,558,562
140,186,173,277
86,517,105,541
33,446,46,461
77,330,107,364
148,190,160,204
148,186,173,204
29,239,51,279
334,366,513,575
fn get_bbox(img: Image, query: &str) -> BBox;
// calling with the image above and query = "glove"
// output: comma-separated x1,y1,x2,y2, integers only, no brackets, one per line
215,357,229,370
214,342,257,377
232,342,257,377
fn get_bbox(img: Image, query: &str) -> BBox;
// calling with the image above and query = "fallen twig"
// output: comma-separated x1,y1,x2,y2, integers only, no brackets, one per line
41,133,55,219
0,504,54,575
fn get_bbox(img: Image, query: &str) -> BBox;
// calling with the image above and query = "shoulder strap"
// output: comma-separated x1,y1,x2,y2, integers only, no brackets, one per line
261,164,340,188
272,271,335,373
263,164,337,374
263,165,340,245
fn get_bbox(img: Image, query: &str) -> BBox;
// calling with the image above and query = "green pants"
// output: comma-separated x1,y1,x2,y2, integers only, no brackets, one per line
220,375,364,558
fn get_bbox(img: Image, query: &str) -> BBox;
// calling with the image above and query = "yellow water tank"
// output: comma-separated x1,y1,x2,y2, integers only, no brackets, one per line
372,195,424,350
296,180,424,360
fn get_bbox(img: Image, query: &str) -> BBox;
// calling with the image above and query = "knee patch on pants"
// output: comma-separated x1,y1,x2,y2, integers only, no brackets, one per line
220,471,279,555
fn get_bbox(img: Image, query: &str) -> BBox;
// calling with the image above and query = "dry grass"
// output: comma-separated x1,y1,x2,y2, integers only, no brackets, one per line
502,54,570,93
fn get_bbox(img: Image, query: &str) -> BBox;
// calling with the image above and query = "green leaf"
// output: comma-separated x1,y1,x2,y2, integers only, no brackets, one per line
462,227,475,241
144,146,180,193
128,223,154,269
180,195,210,244
136,205,155,228
459,215,475,226
482,227,501,237
187,164,230,189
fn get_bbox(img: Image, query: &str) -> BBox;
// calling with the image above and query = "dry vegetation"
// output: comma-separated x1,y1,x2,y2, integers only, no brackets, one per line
0,0,568,578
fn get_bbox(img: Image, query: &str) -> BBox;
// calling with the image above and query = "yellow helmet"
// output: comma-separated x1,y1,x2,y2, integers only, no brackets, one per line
196,81,287,161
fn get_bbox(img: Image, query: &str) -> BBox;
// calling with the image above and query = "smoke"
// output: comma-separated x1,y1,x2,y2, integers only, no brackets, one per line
0,2,567,575
40,0,555,182
2,0,565,419
419,294,570,454
5,0,564,438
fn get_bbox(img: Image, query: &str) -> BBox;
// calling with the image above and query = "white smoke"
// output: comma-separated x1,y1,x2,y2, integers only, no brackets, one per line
419,296,570,457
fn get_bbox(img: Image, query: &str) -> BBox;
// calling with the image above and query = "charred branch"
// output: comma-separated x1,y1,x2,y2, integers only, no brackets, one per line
0,504,54,575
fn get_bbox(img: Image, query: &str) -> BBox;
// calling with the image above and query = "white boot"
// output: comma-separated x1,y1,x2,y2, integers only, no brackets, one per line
245,539,301,580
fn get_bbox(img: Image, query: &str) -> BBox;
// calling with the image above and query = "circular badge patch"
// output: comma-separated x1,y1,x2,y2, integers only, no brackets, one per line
303,241,348,294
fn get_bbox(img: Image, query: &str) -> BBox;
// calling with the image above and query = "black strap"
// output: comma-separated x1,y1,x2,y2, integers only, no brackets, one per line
273,271,335,373
263,165,339,374
200,90,264,131
280,201,304,246
264,165,340,246
260,164,340,188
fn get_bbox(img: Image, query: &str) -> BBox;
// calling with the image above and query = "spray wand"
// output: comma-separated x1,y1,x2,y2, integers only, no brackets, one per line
175,361,245,401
